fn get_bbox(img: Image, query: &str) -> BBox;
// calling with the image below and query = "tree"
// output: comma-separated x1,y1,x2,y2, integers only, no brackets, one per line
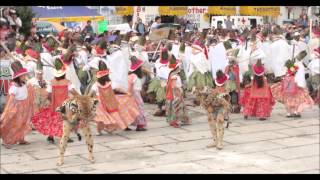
15,6,35,36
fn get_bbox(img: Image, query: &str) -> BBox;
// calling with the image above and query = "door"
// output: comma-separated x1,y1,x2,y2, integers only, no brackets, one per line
250,19,257,29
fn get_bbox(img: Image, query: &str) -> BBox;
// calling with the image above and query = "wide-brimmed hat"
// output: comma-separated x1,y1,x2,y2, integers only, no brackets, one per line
53,58,66,77
129,56,144,72
215,70,229,87
11,61,29,79
96,60,110,78
253,59,265,76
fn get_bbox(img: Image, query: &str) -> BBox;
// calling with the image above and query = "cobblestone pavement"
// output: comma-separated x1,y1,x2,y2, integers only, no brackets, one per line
0,99,319,174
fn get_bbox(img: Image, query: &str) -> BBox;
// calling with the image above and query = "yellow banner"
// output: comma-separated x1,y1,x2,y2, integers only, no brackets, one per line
33,16,105,23
207,6,236,16
115,6,134,16
159,6,188,16
240,6,280,17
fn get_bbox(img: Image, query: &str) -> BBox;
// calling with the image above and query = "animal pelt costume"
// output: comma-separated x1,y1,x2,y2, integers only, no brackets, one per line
56,95,98,166
196,70,231,150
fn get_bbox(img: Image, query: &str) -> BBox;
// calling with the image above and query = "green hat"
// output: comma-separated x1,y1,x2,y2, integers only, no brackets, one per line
166,42,173,51
223,40,232,50
179,42,185,53
98,39,107,50
53,58,66,77
63,45,76,63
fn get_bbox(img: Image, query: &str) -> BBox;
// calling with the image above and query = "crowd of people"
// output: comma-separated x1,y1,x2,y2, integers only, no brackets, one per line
0,14,319,151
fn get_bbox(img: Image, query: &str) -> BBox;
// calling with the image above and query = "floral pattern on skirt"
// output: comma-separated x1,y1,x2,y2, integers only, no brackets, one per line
31,107,63,137
271,82,314,113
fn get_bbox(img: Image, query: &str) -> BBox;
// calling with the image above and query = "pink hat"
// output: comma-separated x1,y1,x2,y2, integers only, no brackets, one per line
130,56,144,72
253,62,265,76
25,49,39,61
11,61,28,79
215,70,229,86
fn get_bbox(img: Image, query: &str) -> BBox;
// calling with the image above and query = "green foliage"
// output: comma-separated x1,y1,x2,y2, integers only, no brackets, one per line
15,6,35,36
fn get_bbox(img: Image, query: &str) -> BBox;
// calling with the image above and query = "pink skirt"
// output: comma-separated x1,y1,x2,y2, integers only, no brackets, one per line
0,89,34,145
271,82,314,113
94,94,139,132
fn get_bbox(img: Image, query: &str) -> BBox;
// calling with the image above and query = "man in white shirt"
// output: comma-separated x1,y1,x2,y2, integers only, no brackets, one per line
150,16,161,33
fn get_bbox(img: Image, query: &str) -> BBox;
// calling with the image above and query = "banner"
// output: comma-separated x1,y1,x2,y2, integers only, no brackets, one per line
98,21,108,34
159,6,188,16
240,6,280,17
149,27,171,41
207,6,236,16
115,6,134,16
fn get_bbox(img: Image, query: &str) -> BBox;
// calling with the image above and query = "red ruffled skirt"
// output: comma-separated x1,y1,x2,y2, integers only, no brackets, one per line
31,107,63,137
240,86,275,118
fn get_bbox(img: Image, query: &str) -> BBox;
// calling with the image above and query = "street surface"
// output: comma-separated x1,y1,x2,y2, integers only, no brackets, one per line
0,97,319,174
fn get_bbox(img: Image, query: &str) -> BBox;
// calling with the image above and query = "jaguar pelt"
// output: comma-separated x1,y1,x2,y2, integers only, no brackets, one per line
195,88,231,150
55,95,98,166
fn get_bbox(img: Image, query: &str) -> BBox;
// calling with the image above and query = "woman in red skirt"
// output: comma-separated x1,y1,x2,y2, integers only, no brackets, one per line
31,58,78,143
241,60,275,120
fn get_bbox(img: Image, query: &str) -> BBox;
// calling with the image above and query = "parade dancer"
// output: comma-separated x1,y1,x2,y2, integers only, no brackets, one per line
271,60,314,118
89,60,139,134
269,27,291,82
128,56,148,131
61,44,82,94
107,41,130,94
223,40,241,113
165,55,190,128
31,58,78,143
198,70,231,150
41,36,59,82
240,60,275,120
307,48,320,105
1,61,34,149
23,49,39,78
147,48,170,116
188,40,213,105
27,59,50,114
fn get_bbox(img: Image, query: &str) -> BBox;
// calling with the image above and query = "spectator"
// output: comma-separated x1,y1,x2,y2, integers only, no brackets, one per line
135,18,146,36
150,16,161,32
82,20,94,36
0,17,10,42
186,21,193,31
7,9,22,33
224,15,234,30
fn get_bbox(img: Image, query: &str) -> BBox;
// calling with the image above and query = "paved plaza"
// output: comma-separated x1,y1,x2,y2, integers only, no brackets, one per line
0,98,319,174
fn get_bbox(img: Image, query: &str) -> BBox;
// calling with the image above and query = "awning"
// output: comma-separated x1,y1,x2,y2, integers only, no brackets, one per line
115,6,134,16
32,6,104,22
159,6,188,16
240,6,280,17
207,6,236,16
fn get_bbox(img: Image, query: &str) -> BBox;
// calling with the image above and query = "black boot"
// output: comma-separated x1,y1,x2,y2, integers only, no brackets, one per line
77,133,82,141
154,102,165,116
